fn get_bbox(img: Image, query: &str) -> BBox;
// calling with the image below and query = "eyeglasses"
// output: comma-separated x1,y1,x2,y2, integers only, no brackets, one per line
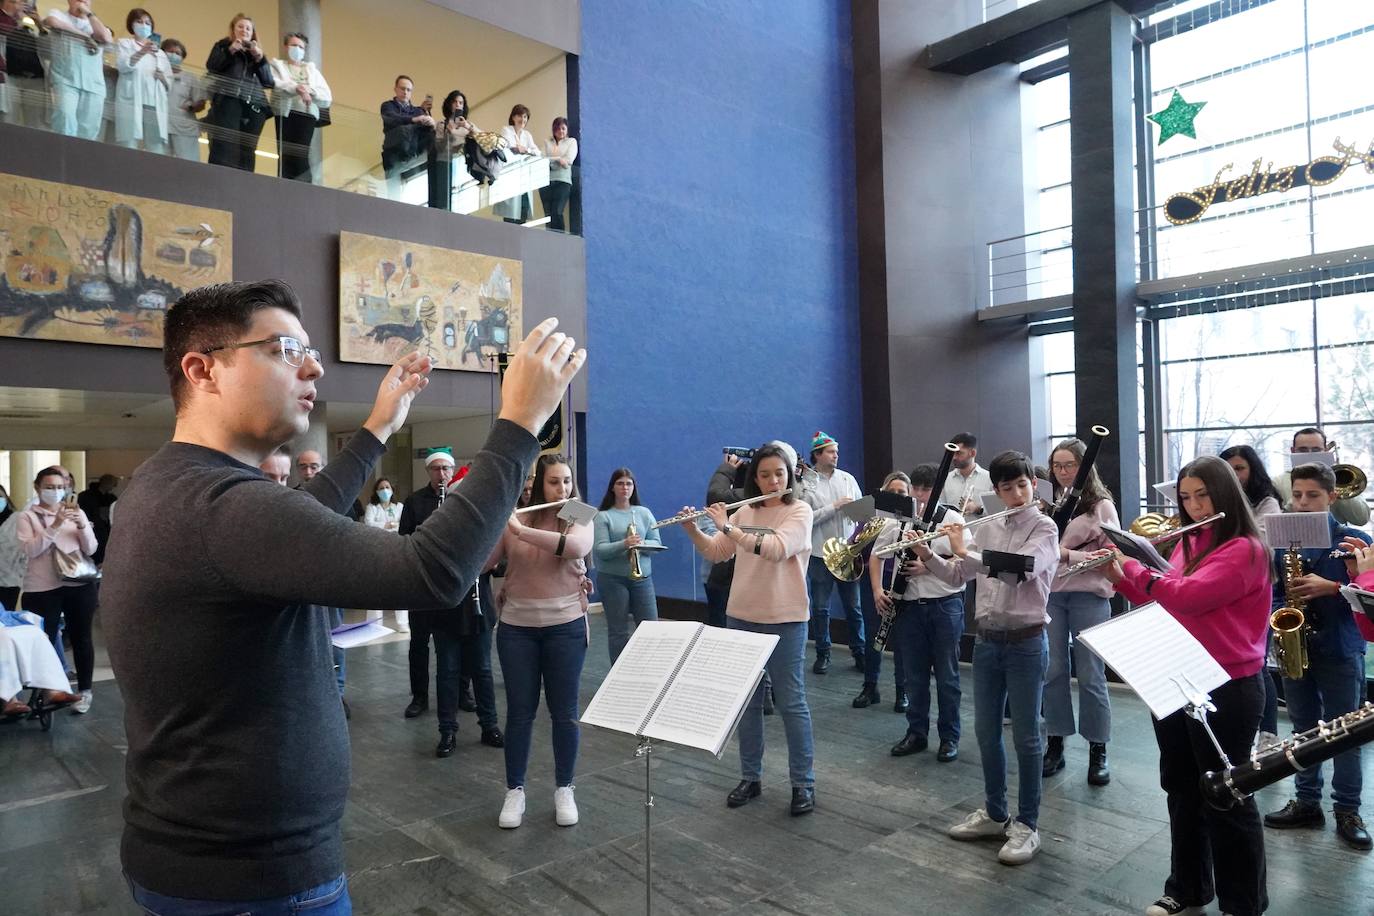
1050,461,1080,472
203,335,321,368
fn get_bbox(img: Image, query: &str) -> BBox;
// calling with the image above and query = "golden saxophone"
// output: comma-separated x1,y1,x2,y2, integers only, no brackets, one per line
1270,545,1310,680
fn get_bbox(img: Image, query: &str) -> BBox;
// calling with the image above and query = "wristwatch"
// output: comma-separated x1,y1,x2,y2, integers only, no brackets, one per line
722,524,735,537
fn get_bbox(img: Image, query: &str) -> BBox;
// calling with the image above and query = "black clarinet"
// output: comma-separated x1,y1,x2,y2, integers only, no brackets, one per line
1202,702,1374,810
873,442,958,652
1050,425,1110,536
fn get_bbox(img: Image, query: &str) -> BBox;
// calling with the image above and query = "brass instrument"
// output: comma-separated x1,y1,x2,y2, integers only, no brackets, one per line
1271,545,1310,680
652,490,791,529
821,516,887,582
1334,464,1368,501
871,503,1036,559
626,521,646,581
1057,512,1224,577
1130,512,1182,537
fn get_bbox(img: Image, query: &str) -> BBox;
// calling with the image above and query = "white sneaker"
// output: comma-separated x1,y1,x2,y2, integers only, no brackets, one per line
554,785,578,826
997,820,1041,865
1144,897,1206,916
498,788,525,829
397,624,411,634
72,690,92,715
947,807,1009,840
1255,730,1280,754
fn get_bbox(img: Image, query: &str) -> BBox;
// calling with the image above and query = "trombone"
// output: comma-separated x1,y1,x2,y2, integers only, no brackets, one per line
870,503,1037,559
1056,511,1225,577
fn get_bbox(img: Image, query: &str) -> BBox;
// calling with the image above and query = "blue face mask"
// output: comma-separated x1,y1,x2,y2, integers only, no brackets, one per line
0,498,7,513
133,22,152,39
166,52,182,67
377,489,392,503
287,45,305,62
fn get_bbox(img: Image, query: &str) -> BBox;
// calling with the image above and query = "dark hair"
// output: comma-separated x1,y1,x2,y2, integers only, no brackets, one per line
597,467,640,511
1292,426,1326,449
1175,455,1266,577
530,453,577,522
0,482,10,530
160,37,187,57
34,465,66,488
442,90,468,120
394,74,413,87
126,8,153,33
1048,437,1113,516
1218,444,1280,509
163,280,304,412
370,477,393,505
1034,465,1050,482
551,116,569,136
881,470,911,490
909,463,939,489
1290,462,1337,494
283,31,308,46
988,450,1034,487
742,444,796,503
508,103,530,125
228,12,254,40
950,432,977,449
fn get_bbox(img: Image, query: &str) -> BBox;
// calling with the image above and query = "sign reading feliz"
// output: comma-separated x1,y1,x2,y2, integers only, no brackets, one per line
1164,137,1373,225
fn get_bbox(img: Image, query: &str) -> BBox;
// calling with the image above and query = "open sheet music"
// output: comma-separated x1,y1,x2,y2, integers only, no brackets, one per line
330,619,393,649
1076,602,1229,719
1100,523,1172,572
581,621,778,756
1341,585,1374,625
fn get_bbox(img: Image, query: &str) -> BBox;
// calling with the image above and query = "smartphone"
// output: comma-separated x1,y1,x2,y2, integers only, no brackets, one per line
723,447,754,460
423,93,433,105
150,31,162,45
64,492,78,508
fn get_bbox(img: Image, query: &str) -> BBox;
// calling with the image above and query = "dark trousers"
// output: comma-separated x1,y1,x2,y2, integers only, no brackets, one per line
861,578,905,689
275,111,316,181
540,180,572,231
409,611,440,702
435,627,497,732
704,580,729,629
208,96,267,171
895,595,964,740
26,583,98,691
0,585,19,611
1152,672,1268,916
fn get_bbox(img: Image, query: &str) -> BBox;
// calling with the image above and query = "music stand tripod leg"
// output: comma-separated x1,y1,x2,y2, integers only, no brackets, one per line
635,738,655,915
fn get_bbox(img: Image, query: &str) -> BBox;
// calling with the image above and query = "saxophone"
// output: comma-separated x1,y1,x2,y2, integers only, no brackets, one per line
1269,545,1309,680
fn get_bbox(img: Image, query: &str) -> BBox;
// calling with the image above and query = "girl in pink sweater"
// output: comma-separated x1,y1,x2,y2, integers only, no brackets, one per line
489,454,593,830
684,443,817,817
1103,456,1270,916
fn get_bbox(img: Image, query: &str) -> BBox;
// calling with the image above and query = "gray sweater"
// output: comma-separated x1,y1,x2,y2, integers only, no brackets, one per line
101,420,537,899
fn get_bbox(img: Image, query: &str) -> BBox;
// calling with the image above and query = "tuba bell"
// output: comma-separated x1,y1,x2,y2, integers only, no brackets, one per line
1130,512,1182,538
822,516,887,582
1333,464,1368,501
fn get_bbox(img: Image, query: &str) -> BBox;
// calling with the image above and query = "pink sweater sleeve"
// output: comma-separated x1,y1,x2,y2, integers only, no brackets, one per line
515,520,594,559
1353,571,1374,641
1117,538,1267,615
753,502,811,562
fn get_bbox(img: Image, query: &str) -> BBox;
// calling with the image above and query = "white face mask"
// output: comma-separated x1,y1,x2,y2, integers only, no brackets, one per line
132,22,151,39
38,488,67,507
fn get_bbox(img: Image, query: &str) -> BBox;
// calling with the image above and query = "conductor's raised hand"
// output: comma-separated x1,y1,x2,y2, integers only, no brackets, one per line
363,351,432,443
498,317,586,436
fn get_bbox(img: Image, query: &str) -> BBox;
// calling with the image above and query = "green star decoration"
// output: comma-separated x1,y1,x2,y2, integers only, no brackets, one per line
1148,90,1206,144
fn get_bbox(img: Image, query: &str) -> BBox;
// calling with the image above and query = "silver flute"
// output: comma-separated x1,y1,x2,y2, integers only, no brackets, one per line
652,490,794,529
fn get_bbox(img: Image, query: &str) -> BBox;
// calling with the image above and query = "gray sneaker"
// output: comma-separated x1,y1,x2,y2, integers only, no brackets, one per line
997,820,1040,865
72,689,92,715
947,807,1009,840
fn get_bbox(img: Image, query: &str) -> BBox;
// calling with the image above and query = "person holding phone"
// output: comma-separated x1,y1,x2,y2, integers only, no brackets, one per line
15,467,99,713
113,8,169,152
204,12,273,170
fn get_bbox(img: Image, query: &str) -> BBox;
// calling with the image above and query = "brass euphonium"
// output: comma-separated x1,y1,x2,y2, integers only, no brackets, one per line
1130,512,1182,538
822,516,887,582
1270,546,1310,680
1333,464,1368,501
626,521,646,581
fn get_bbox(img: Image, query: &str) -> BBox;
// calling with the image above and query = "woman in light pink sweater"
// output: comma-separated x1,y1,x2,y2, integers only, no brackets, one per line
1103,456,1270,916
1042,437,1120,786
684,443,817,817
489,454,593,830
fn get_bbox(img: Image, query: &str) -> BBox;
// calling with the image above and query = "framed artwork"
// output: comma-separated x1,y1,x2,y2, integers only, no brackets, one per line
0,172,232,347
339,230,523,372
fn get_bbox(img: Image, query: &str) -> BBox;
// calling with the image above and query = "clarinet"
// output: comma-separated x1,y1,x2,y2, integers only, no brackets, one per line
1202,702,1374,810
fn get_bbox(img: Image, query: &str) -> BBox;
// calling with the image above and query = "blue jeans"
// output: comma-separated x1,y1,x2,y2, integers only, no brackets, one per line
496,617,587,788
436,628,498,731
807,556,863,655
1282,652,1366,812
329,608,345,695
729,617,814,787
861,577,905,688
974,631,1048,829
127,873,350,915
1043,591,1112,743
893,595,964,741
598,572,659,662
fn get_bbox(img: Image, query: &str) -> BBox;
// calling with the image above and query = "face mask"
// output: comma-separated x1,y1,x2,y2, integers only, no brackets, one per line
133,22,151,39
377,489,392,503
287,45,305,62
0,498,7,512
166,52,182,66
39,488,66,507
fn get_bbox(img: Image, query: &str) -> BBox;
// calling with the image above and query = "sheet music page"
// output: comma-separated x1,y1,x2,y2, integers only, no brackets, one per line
1076,602,1229,719
330,621,393,649
1261,511,1332,550
580,621,700,736
642,627,779,755
1100,523,1172,572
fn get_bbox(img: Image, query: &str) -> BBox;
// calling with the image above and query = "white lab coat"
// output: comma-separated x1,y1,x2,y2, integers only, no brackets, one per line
114,37,170,143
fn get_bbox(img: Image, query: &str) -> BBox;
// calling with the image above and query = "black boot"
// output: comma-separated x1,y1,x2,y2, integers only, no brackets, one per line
891,732,927,756
1042,735,1065,777
790,787,816,816
1265,799,1325,829
1336,811,1373,850
851,683,880,709
813,649,831,674
435,729,458,758
762,685,775,715
727,780,761,808
1087,742,1110,786
404,698,428,718
892,688,909,713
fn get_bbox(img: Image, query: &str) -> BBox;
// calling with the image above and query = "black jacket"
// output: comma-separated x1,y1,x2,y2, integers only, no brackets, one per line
399,485,490,634
205,38,273,111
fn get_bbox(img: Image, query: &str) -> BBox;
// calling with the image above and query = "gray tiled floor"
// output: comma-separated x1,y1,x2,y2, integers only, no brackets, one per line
4,614,1374,915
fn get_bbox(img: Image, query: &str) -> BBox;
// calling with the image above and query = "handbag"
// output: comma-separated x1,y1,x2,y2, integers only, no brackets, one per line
53,545,100,582
316,104,331,127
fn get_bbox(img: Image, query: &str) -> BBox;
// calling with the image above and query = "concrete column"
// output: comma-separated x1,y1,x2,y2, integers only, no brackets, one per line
279,0,324,181
10,450,35,503
60,450,88,491
1067,2,1141,516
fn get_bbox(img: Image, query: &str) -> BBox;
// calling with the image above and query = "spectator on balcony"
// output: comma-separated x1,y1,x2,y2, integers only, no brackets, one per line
204,12,273,171
540,116,577,232
43,0,113,140
0,0,49,129
427,88,478,209
494,103,539,224
381,74,433,196
269,31,330,183
161,37,204,161
113,8,169,153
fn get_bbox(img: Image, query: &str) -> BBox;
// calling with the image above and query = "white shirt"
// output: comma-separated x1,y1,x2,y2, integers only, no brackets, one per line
364,502,401,531
943,464,993,516
872,509,967,600
800,466,863,554
166,69,206,136
501,125,539,157
0,513,27,590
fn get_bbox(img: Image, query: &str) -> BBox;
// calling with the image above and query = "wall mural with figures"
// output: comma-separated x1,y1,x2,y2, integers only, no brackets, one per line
338,230,522,373
0,173,232,347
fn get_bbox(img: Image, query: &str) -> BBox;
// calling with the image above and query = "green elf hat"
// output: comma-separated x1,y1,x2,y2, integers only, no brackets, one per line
811,430,838,455
424,446,455,466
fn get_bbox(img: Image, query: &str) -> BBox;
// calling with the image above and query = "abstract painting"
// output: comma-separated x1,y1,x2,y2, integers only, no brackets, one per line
0,173,232,347
339,230,522,372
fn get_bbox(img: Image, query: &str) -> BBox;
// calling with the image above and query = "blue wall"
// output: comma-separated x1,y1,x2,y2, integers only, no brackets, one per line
580,1,863,601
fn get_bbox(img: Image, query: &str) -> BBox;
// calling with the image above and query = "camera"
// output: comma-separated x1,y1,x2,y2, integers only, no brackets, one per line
722,446,754,460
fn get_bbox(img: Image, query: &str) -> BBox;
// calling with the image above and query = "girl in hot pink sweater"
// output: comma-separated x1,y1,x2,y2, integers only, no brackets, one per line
1103,456,1270,916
